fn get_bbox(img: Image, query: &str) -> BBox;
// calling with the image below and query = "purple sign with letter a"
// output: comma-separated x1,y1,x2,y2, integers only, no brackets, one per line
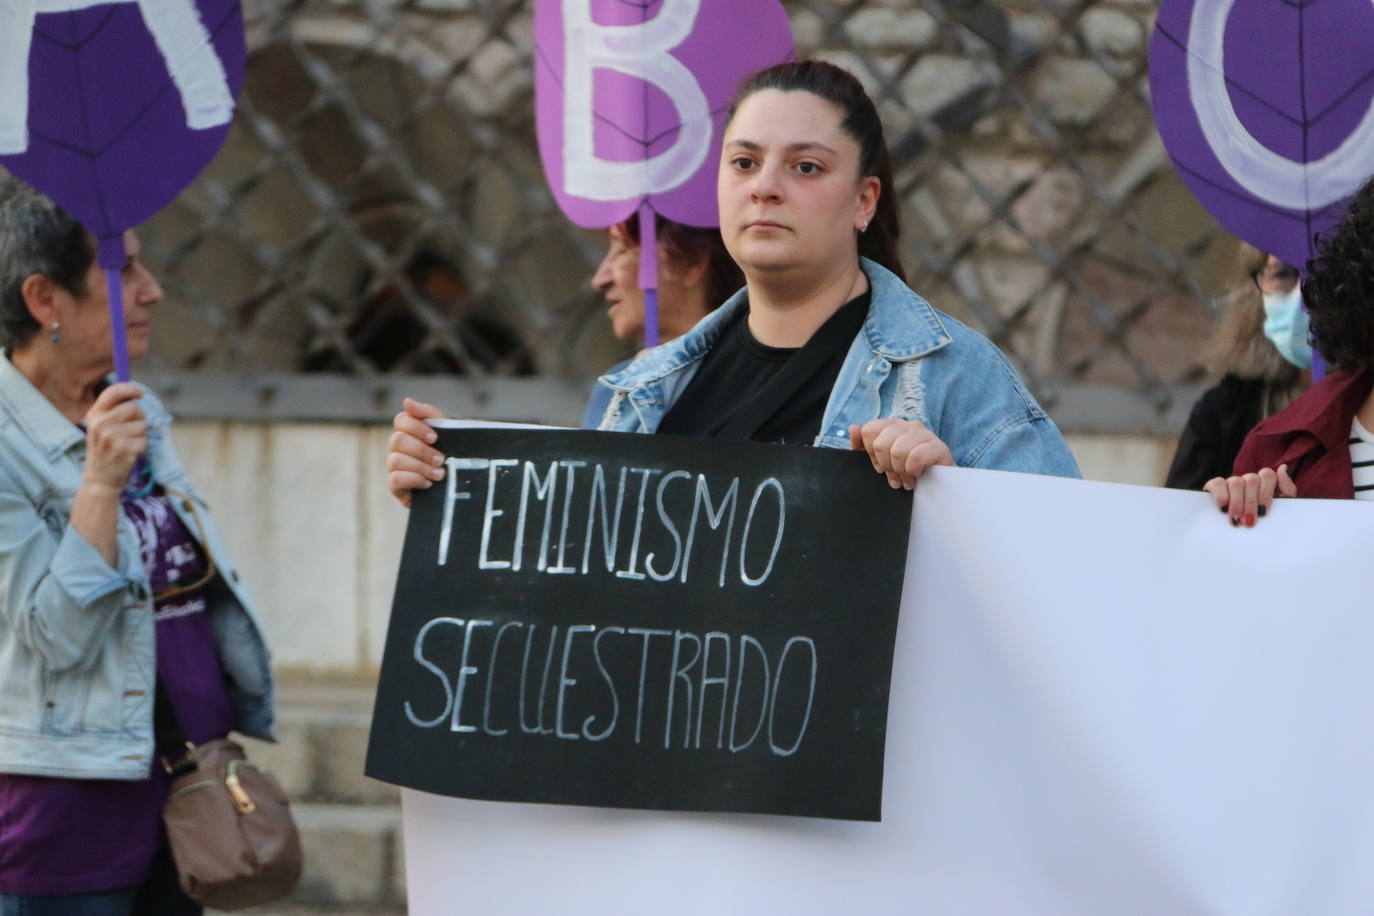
0,0,244,379
534,0,792,344
1150,0,1374,272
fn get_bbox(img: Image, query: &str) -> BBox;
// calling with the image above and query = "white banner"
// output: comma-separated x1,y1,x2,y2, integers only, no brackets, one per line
401,466,1374,915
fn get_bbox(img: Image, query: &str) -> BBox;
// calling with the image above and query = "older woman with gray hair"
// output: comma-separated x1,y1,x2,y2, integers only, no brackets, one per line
0,176,274,915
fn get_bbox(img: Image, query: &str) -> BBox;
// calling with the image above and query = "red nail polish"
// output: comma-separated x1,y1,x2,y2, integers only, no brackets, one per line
1245,513,1255,527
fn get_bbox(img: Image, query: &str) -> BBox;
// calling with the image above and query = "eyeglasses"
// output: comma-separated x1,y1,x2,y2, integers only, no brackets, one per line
1252,264,1300,289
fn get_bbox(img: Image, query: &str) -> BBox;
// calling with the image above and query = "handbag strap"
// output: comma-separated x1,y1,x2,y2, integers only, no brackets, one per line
713,292,870,441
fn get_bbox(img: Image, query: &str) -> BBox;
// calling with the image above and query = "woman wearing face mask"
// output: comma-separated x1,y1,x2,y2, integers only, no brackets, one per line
581,216,743,428
388,60,1078,505
1163,244,1309,491
1204,175,1374,523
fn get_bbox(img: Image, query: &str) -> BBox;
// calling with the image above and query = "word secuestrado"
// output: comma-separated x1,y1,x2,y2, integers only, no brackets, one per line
405,618,818,757
436,457,787,588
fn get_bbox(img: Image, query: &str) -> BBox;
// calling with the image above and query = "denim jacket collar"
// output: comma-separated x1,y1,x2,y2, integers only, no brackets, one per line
857,258,953,360
602,258,951,395
0,353,169,463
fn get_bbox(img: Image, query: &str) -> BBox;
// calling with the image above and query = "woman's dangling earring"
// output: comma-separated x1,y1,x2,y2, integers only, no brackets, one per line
860,220,869,234
48,322,60,344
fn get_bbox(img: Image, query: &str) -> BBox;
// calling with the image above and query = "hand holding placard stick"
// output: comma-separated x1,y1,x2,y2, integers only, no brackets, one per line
367,427,911,822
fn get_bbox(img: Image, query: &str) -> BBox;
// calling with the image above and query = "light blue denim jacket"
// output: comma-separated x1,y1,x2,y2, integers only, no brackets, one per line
0,354,274,780
595,258,1080,477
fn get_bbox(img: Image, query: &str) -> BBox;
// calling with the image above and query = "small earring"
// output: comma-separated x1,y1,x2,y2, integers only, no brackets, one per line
859,220,869,234
48,322,60,344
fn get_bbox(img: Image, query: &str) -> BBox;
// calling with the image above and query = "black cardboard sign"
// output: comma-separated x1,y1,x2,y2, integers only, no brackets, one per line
365,428,911,821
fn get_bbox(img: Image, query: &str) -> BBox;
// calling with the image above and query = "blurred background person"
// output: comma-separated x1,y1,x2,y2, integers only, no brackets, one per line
582,216,742,428
1164,243,1309,490
0,177,275,915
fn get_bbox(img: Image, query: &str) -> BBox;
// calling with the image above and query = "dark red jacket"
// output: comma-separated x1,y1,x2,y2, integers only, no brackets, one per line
1232,366,1374,499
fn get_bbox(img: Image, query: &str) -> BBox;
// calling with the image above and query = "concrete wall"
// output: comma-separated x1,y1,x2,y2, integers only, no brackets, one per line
173,422,1180,676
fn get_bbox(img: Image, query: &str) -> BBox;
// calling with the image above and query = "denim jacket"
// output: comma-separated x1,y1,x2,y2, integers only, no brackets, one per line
595,258,1080,478
0,354,274,780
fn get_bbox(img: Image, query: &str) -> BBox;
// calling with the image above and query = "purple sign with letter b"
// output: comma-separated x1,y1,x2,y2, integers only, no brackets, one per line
535,0,793,231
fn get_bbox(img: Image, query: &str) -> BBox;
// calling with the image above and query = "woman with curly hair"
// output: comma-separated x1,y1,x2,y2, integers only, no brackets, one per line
1164,243,1308,490
1204,174,1374,523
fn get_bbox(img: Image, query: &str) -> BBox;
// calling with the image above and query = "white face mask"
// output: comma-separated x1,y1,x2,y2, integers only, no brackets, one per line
1261,285,1313,370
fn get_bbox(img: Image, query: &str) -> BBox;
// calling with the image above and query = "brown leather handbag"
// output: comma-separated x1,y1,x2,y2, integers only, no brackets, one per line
162,737,303,910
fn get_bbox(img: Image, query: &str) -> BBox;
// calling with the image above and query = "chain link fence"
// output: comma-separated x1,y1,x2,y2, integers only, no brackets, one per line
131,0,1232,433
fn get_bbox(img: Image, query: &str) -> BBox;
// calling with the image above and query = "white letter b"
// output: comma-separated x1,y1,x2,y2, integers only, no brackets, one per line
562,0,710,201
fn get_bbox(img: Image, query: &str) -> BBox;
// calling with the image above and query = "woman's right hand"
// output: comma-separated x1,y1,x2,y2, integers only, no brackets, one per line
82,383,147,490
387,398,448,508
1203,464,1297,527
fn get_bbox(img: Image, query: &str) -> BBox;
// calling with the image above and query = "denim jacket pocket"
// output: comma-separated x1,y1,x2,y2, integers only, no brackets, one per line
40,660,93,735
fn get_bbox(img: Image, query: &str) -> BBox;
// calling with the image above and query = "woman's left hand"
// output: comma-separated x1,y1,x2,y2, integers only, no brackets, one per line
850,418,954,490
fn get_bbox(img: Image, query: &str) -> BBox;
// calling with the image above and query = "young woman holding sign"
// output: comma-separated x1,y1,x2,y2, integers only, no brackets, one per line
387,60,1078,502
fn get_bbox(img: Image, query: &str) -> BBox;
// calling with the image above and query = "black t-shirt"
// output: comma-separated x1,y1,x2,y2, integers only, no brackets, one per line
656,291,871,445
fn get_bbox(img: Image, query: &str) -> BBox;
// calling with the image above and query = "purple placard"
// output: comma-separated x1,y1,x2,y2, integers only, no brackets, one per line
1149,0,1374,271
534,0,793,231
0,0,245,267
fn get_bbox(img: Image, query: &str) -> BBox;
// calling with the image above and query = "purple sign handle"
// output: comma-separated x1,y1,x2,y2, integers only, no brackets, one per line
106,269,131,383
637,204,660,348
1303,282,1325,382
1298,267,1325,383
98,235,131,382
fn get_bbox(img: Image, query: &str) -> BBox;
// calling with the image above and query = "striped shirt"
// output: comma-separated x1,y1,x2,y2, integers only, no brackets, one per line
1351,416,1374,500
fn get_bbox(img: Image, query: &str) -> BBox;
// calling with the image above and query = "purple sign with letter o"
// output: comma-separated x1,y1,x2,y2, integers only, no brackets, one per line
1150,0,1374,269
